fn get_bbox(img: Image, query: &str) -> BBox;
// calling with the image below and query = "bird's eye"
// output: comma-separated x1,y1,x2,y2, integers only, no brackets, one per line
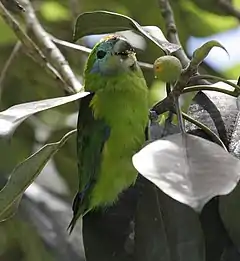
96,50,107,59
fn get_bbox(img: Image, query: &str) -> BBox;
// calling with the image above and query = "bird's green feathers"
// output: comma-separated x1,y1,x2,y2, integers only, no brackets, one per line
68,35,149,233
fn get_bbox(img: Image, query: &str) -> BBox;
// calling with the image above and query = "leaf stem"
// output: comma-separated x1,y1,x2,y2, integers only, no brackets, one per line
172,82,186,133
174,96,186,133
183,85,237,97
181,112,227,151
191,75,240,93
157,0,189,68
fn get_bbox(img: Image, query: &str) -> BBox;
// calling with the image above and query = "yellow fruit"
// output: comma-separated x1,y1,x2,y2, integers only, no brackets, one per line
153,56,182,83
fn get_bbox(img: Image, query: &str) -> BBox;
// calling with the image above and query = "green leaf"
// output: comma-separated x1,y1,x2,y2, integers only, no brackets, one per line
82,179,142,261
0,91,89,138
192,0,233,16
180,80,239,119
191,40,228,66
73,10,180,53
132,133,240,212
0,129,76,221
135,178,205,261
200,199,232,261
219,183,240,249
0,196,21,221
182,0,237,36
190,75,240,92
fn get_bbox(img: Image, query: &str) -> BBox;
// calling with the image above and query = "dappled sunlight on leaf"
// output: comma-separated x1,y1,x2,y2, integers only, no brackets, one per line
0,91,89,138
133,133,240,212
73,11,180,54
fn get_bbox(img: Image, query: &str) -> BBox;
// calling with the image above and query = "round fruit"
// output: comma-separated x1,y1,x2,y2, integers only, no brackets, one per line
153,56,182,82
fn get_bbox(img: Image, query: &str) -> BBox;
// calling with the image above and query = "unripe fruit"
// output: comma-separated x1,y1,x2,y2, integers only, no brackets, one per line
153,56,182,83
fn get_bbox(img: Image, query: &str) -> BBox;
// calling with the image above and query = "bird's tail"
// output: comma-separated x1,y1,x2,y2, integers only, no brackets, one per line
67,192,86,234
67,213,80,234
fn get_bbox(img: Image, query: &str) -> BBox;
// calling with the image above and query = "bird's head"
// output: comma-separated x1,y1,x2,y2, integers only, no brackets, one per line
84,35,137,78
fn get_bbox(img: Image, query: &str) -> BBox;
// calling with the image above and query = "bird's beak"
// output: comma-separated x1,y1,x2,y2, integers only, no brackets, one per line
113,38,136,59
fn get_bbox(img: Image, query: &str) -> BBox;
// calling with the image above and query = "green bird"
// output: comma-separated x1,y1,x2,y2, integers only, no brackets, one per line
68,35,149,233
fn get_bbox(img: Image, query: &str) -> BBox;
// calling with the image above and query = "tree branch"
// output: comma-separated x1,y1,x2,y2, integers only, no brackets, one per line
152,0,194,114
18,0,82,93
0,2,73,94
152,0,211,115
157,0,189,68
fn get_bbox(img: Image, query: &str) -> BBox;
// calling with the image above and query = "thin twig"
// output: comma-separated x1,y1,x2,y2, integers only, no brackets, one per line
0,2,72,93
18,0,82,93
51,36,91,54
153,0,193,114
152,64,198,115
183,86,236,97
138,61,154,70
190,75,240,93
174,96,186,133
157,0,189,68
152,0,212,115
0,41,21,101
182,112,227,151
51,36,154,70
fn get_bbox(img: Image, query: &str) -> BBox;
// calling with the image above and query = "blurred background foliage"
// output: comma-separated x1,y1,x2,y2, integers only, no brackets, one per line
0,0,240,260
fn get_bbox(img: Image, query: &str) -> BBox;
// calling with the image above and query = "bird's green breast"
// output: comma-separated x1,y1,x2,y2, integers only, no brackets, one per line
89,73,149,208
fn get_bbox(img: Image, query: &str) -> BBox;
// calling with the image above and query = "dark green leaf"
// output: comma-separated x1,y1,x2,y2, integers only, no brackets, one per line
219,183,240,249
0,196,21,221
132,133,240,212
200,199,233,261
0,129,76,221
135,177,205,261
191,40,228,66
192,0,233,16
83,177,142,261
0,91,89,138
73,11,180,53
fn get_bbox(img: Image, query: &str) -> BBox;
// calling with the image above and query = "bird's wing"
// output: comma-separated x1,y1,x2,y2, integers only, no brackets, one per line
68,93,110,233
